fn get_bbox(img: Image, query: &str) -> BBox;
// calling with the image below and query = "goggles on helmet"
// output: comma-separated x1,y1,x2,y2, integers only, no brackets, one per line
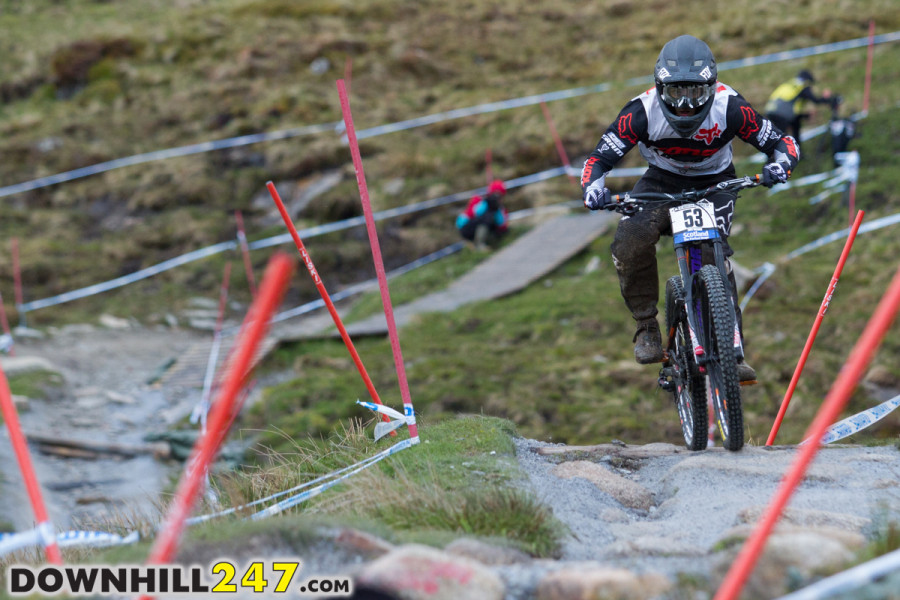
659,82,715,109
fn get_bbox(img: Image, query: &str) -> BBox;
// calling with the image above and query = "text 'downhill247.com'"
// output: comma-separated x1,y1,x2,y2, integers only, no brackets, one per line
7,561,353,597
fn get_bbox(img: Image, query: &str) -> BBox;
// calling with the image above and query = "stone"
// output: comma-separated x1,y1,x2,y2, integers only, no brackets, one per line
335,528,394,557
0,356,57,375
737,506,870,532
552,461,654,510
536,563,671,600
99,314,131,329
445,538,531,565
355,544,504,600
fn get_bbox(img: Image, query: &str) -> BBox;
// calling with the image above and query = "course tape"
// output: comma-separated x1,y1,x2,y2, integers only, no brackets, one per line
18,163,639,315
739,262,777,313
0,528,139,557
1,33,895,201
786,212,900,260
800,393,900,446
0,123,340,200
775,547,900,600
250,437,415,520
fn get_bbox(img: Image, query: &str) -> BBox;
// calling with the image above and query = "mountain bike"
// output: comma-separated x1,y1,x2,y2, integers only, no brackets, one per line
604,175,763,451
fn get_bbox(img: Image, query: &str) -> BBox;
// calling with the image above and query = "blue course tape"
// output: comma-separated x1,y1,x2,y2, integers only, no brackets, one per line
802,394,900,446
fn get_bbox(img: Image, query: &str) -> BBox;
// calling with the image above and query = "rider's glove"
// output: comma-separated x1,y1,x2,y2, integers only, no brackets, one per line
583,179,612,210
761,162,790,188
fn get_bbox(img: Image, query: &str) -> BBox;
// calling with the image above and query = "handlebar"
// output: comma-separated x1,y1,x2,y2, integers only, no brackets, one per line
606,174,762,216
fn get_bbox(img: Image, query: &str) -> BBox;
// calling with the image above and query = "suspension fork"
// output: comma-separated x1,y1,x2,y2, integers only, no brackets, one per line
675,245,707,368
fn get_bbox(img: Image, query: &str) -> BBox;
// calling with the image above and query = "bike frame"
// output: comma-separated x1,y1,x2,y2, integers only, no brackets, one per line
672,226,744,369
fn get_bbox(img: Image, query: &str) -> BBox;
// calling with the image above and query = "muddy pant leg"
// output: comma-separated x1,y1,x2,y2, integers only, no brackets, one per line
610,210,666,322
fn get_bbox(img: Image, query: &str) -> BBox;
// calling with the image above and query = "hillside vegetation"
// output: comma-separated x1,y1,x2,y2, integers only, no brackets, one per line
0,0,898,323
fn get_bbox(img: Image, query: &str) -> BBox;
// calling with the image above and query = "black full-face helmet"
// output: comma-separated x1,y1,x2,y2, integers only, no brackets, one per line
654,35,718,137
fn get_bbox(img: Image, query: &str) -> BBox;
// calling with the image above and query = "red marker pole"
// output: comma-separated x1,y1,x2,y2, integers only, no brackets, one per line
11,238,25,327
337,79,418,440
716,263,900,600
0,289,14,356
267,182,390,423
862,19,875,114
0,365,62,563
234,210,257,299
767,210,864,445
143,254,293,580
540,101,578,188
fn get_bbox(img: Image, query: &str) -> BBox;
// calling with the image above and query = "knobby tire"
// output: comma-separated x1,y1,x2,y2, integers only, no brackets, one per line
665,276,708,451
695,265,744,451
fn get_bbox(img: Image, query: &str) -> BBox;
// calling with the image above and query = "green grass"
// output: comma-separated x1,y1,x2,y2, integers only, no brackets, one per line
19,416,564,568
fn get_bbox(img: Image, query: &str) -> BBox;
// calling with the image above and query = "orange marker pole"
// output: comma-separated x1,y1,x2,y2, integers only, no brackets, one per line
766,210,864,445
266,182,390,422
143,254,292,579
0,365,62,563
716,264,900,600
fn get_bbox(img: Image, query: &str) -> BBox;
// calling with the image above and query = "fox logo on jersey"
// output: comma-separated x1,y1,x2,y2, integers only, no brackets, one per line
693,123,723,145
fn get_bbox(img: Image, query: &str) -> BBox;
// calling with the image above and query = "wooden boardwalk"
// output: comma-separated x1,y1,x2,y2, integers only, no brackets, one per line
160,211,614,387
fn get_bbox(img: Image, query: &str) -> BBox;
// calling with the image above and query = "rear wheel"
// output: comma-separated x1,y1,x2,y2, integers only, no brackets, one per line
695,265,744,451
664,276,707,451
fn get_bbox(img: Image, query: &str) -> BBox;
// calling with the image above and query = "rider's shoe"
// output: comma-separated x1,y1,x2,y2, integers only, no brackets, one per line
737,359,758,385
633,319,664,364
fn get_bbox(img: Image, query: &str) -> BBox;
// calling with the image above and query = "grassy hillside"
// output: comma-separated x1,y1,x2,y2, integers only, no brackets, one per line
2,3,900,592
0,0,898,324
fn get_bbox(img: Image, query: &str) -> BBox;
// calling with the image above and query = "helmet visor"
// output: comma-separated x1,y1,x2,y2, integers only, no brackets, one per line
660,83,715,109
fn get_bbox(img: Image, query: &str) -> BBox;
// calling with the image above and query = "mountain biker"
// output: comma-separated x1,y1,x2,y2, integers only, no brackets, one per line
764,70,834,146
581,35,800,382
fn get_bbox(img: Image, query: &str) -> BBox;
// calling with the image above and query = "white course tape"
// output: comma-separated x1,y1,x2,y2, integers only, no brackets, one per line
739,262,777,313
775,547,900,600
0,528,138,556
800,394,900,446
56,530,140,548
184,438,413,526
0,527,43,556
249,438,415,520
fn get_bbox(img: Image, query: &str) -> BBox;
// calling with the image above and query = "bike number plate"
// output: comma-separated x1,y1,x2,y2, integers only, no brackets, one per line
670,201,719,243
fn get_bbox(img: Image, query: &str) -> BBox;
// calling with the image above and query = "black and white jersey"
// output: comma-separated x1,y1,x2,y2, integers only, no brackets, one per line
582,83,799,187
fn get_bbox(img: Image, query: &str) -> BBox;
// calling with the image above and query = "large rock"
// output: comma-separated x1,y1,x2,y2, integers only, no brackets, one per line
712,530,857,598
536,563,671,600
354,544,504,600
552,461,654,510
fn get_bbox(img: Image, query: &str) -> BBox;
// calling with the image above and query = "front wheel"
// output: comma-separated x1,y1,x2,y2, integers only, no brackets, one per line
695,265,744,451
664,276,707,451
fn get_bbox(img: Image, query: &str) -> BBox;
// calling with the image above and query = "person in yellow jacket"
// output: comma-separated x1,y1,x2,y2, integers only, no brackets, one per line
764,70,834,145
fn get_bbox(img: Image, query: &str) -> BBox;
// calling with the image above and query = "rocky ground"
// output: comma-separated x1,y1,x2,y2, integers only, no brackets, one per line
2,322,900,599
